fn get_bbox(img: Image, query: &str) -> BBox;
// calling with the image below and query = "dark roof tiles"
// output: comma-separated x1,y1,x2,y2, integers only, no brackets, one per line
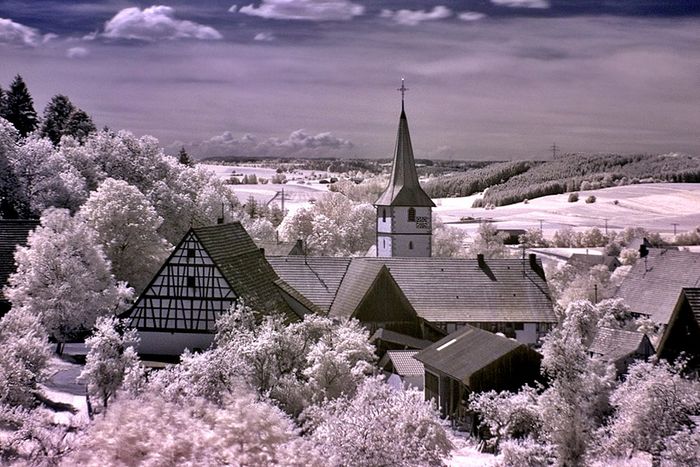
589,327,650,362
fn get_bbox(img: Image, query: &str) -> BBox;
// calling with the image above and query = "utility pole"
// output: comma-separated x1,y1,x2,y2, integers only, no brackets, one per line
538,219,544,232
551,142,558,159
604,218,609,236
672,223,679,236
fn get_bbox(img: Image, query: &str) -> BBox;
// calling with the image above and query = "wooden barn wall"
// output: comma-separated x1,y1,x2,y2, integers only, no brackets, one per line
469,347,542,394
658,300,700,369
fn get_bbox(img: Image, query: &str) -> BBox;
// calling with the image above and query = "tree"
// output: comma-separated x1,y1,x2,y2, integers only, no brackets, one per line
65,108,96,143
4,208,133,349
4,75,38,137
178,146,193,166
600,359,700,465
433,215,467,257
80,316,142,411
40,95,76,145
0,307,52,407
0,85,6,117
0,118,29,218
304,377,452,467
469,221,510,259
79,178,171,292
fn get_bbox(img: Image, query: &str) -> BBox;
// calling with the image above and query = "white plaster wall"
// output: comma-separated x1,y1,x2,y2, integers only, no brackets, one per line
515,323,538,344
137,331,214,356
377,234,392,257
392,207,432,234
393,233,431,257
377,206,392,233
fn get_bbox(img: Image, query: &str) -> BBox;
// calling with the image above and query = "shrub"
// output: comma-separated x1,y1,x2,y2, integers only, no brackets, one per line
585,195,596,204
568,192,579,203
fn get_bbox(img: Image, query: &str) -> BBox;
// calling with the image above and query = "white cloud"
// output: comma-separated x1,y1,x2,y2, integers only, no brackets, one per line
254,32,275,41
66,46,89,59
490,0,550,8
0,17,42,47
238,0,364,21
380,6,452,26
103,6,223,41
228,5,238,13
183,129,354,158
458,12,486,22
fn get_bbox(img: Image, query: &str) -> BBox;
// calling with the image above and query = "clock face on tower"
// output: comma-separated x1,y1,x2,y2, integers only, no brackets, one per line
416,216,429,229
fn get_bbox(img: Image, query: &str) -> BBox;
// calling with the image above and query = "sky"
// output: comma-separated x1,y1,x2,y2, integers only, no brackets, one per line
1,1,699,160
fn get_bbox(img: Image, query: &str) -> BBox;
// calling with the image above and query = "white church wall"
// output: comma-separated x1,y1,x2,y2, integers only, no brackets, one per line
377,206,393,233
393,234,431,257
392,206,432,234
377,235,393,257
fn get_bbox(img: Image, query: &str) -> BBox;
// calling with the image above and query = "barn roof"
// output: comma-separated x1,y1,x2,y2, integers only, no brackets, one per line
415,325,524,382
589,327,651,362
266,256,351,313
375,107,434,207
0,219,39,302
615,249,700,324
370,328,434,350
383,350,423,376
681,287,700,324
255,240,303,256
191,223,294,318
269,256,555,323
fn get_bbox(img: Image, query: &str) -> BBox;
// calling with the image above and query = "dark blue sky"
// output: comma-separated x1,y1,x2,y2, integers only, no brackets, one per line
1,1,699,159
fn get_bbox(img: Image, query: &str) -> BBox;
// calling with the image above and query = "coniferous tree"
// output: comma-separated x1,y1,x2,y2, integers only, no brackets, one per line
0,85,6,118
40,94,76,145
4,75,39,137
178,146,194,166
65,108,96,143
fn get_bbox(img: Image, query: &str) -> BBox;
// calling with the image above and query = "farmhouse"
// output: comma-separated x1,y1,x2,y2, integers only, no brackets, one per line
655,287,700,370
0,219,39,317
589,327,655,376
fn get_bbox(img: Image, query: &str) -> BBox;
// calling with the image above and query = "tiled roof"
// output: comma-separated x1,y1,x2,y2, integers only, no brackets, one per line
270,256,555,324
267,256,351,313
274,278,324,315
682,288,700,323
255,240,302,256
615,249,700,324
415,325,524,382
192,223,295,320
589,327,650,362
375,108,434,207
370,328,433,350
0,220,39,301
385,350,423,376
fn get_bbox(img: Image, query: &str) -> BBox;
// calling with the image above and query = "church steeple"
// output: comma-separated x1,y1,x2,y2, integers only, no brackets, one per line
375,80,434,258
375,80,435,208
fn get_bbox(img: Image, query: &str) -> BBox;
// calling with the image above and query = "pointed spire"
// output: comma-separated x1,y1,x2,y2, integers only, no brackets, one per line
375,80,435,207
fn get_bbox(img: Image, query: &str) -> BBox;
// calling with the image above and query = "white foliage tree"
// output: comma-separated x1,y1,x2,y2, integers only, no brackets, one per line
4,208,133,349
79,178,171,292
304,377,452,467
468,221,511,259
80,316,142,411
433,215,467,257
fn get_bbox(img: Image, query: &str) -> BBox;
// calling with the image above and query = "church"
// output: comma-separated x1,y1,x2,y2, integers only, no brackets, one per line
122,83,556,358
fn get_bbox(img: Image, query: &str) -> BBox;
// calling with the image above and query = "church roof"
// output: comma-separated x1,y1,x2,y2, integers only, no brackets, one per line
614,249,700,324
375,108,435,207
0,219,39,302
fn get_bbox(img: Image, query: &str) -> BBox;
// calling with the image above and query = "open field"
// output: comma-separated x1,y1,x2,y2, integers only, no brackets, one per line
434,183,700,241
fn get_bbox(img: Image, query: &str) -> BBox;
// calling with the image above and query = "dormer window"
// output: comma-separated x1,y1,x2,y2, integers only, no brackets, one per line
408,207,416,222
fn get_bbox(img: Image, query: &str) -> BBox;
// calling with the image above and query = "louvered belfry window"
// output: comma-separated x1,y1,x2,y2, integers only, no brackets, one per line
408,207,416,222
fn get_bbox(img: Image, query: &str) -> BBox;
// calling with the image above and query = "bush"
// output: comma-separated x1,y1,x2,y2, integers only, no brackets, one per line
585,195,596,204
568,192,579,203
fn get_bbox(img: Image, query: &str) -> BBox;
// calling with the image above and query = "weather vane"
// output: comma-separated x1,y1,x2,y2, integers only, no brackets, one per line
397,78,408,108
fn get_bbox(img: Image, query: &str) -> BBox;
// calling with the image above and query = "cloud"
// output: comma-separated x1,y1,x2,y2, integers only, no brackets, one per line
228,5,238,13
0,17,42,46
238,0,364,21
66,46,89,59
103,6,223,41
182,129,354,158
380,6,452,26
490,0,550,8
254,32,275,41
458,12,486,21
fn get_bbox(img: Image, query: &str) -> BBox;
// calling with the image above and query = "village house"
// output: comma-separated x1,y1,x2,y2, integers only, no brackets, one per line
589,327,655,376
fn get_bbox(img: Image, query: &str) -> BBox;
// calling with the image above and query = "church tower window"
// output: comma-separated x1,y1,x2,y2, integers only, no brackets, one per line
408,207,416,222
382,208,386,222
409,241,413,250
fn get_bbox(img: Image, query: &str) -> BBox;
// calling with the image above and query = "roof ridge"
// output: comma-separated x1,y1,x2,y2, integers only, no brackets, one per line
326,256,355,311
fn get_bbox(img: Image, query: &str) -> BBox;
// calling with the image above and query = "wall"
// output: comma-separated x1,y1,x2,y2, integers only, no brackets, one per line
137,331,214,357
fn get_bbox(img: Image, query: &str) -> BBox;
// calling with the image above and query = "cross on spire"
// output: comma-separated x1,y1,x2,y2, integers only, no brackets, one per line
397,78,409,110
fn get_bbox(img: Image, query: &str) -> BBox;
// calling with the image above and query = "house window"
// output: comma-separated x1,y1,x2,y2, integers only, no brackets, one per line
187,276,196,288
409,241,413,250
408,207,416,222
382,208,386,222
187,248,195,259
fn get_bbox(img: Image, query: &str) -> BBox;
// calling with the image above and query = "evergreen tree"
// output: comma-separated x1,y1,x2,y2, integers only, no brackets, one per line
65,108,96,143
178,146,194,166
0,85,6,118
4,75,39,137
40,94,75,145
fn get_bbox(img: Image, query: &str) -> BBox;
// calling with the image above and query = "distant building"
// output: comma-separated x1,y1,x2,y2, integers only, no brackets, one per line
589,327,655,376
255,239,304,257
415,325,542,421
122,222,299,358
374,97,435,257
0,219,39,317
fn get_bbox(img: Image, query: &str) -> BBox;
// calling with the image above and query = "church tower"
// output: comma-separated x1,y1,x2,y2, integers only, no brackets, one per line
375,80,435,257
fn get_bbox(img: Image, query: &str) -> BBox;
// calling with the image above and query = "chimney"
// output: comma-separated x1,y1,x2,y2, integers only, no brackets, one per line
295,239,303,251
529,253,537,269
217,217,224,225
259,247,265,256
477,253,485,268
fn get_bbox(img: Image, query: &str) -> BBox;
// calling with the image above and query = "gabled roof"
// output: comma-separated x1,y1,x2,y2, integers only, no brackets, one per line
415,325,524,382
382,350,423,376
255,240,303,256
0,219,39,302
589,327,652,362
269,256,555,324
329,260,386,319
681,287,700,324
266,256,351,313
615,249,700,324
375,109,434,207
191,223,294,318
370,328,434,350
